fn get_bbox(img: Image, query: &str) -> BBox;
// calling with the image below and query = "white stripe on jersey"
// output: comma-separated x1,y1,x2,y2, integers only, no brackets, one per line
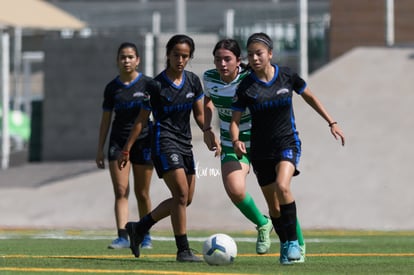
203,67,251,148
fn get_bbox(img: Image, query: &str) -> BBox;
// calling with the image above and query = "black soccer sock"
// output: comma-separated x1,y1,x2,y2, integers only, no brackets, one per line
139,213,157,234
271,216,287,243
280,201,298,241
175,234,190,252
118,229,129,240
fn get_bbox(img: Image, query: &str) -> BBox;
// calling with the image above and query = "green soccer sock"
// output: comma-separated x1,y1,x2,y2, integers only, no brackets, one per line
296,218,305,246
235,193,268,227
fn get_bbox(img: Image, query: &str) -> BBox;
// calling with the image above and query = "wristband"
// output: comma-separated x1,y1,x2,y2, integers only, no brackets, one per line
232,140,239,146
203,126,212,132
121,151,129,156
328,121,337,127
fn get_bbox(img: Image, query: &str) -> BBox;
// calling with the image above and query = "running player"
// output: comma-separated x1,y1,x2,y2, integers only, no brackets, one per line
118,34,217,262
230,33,345,264
96,42,154,250
203,39,306,258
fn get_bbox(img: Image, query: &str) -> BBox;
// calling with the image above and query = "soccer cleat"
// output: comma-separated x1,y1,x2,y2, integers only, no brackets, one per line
125,222,145,258
176,249,203,262
107,237,130,249
287,240,301,261
256,217,273,254
291,243,306,263
141,232,153,249
279,241,292,265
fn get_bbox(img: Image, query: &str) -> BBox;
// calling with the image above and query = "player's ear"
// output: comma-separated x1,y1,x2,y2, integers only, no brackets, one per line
269,49,273,61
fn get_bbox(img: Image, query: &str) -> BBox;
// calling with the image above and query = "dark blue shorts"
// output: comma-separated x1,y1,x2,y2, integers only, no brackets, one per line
108,135,152,165
152,151,195,178
251,147,301,186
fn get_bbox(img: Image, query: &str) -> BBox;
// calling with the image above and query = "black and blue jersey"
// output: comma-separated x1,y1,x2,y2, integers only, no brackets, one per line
143,70,204,156
102,73,152,144
231,65,306,160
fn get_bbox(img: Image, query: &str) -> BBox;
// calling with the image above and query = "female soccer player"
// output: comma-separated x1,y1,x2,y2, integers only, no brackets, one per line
230,33,345,264
96,42,154,250
118,34,217,262
203,39,305,258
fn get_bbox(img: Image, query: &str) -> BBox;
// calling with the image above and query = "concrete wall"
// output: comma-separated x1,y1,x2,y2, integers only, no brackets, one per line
41,33,217,161
330,0,414,59
42,35,147,160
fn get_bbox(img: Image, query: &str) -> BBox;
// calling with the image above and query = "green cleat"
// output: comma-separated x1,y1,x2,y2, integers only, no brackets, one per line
256,217,273,254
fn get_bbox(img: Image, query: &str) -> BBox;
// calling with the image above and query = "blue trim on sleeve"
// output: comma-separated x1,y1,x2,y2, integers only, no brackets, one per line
297,83,307,95
195,93,204,101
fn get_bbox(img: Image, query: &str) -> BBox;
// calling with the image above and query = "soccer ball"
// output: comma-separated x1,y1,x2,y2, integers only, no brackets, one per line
202,233,237,265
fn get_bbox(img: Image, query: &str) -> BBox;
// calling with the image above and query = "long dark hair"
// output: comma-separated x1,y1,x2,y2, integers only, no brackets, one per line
165,34,195,68
213,38,247,69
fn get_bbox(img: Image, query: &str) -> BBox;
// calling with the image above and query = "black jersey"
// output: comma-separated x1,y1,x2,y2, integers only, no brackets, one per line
231,65,306,160
102,73,152,143
143,70,204,156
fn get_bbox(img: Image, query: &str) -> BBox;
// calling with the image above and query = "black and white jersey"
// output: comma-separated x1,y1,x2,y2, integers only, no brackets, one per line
144,70,204,156
102,73,152,143
231,65,306,160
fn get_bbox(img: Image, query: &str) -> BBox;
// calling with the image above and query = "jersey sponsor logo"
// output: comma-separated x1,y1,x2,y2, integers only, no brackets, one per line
163,102,193,113
218,108,232,116
250,97,292,112
276,88,289,95
114,100,142,110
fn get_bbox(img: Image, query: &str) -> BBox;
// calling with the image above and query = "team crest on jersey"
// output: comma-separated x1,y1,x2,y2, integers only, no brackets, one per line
186,92,195,98
170,153,180,164
133,92,145,97
211,86,219,93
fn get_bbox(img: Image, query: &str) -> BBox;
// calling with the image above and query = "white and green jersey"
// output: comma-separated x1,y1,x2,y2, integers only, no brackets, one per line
203,67,251,149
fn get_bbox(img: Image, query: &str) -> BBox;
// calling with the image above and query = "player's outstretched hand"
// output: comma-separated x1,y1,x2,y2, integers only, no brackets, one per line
330,123,345,146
